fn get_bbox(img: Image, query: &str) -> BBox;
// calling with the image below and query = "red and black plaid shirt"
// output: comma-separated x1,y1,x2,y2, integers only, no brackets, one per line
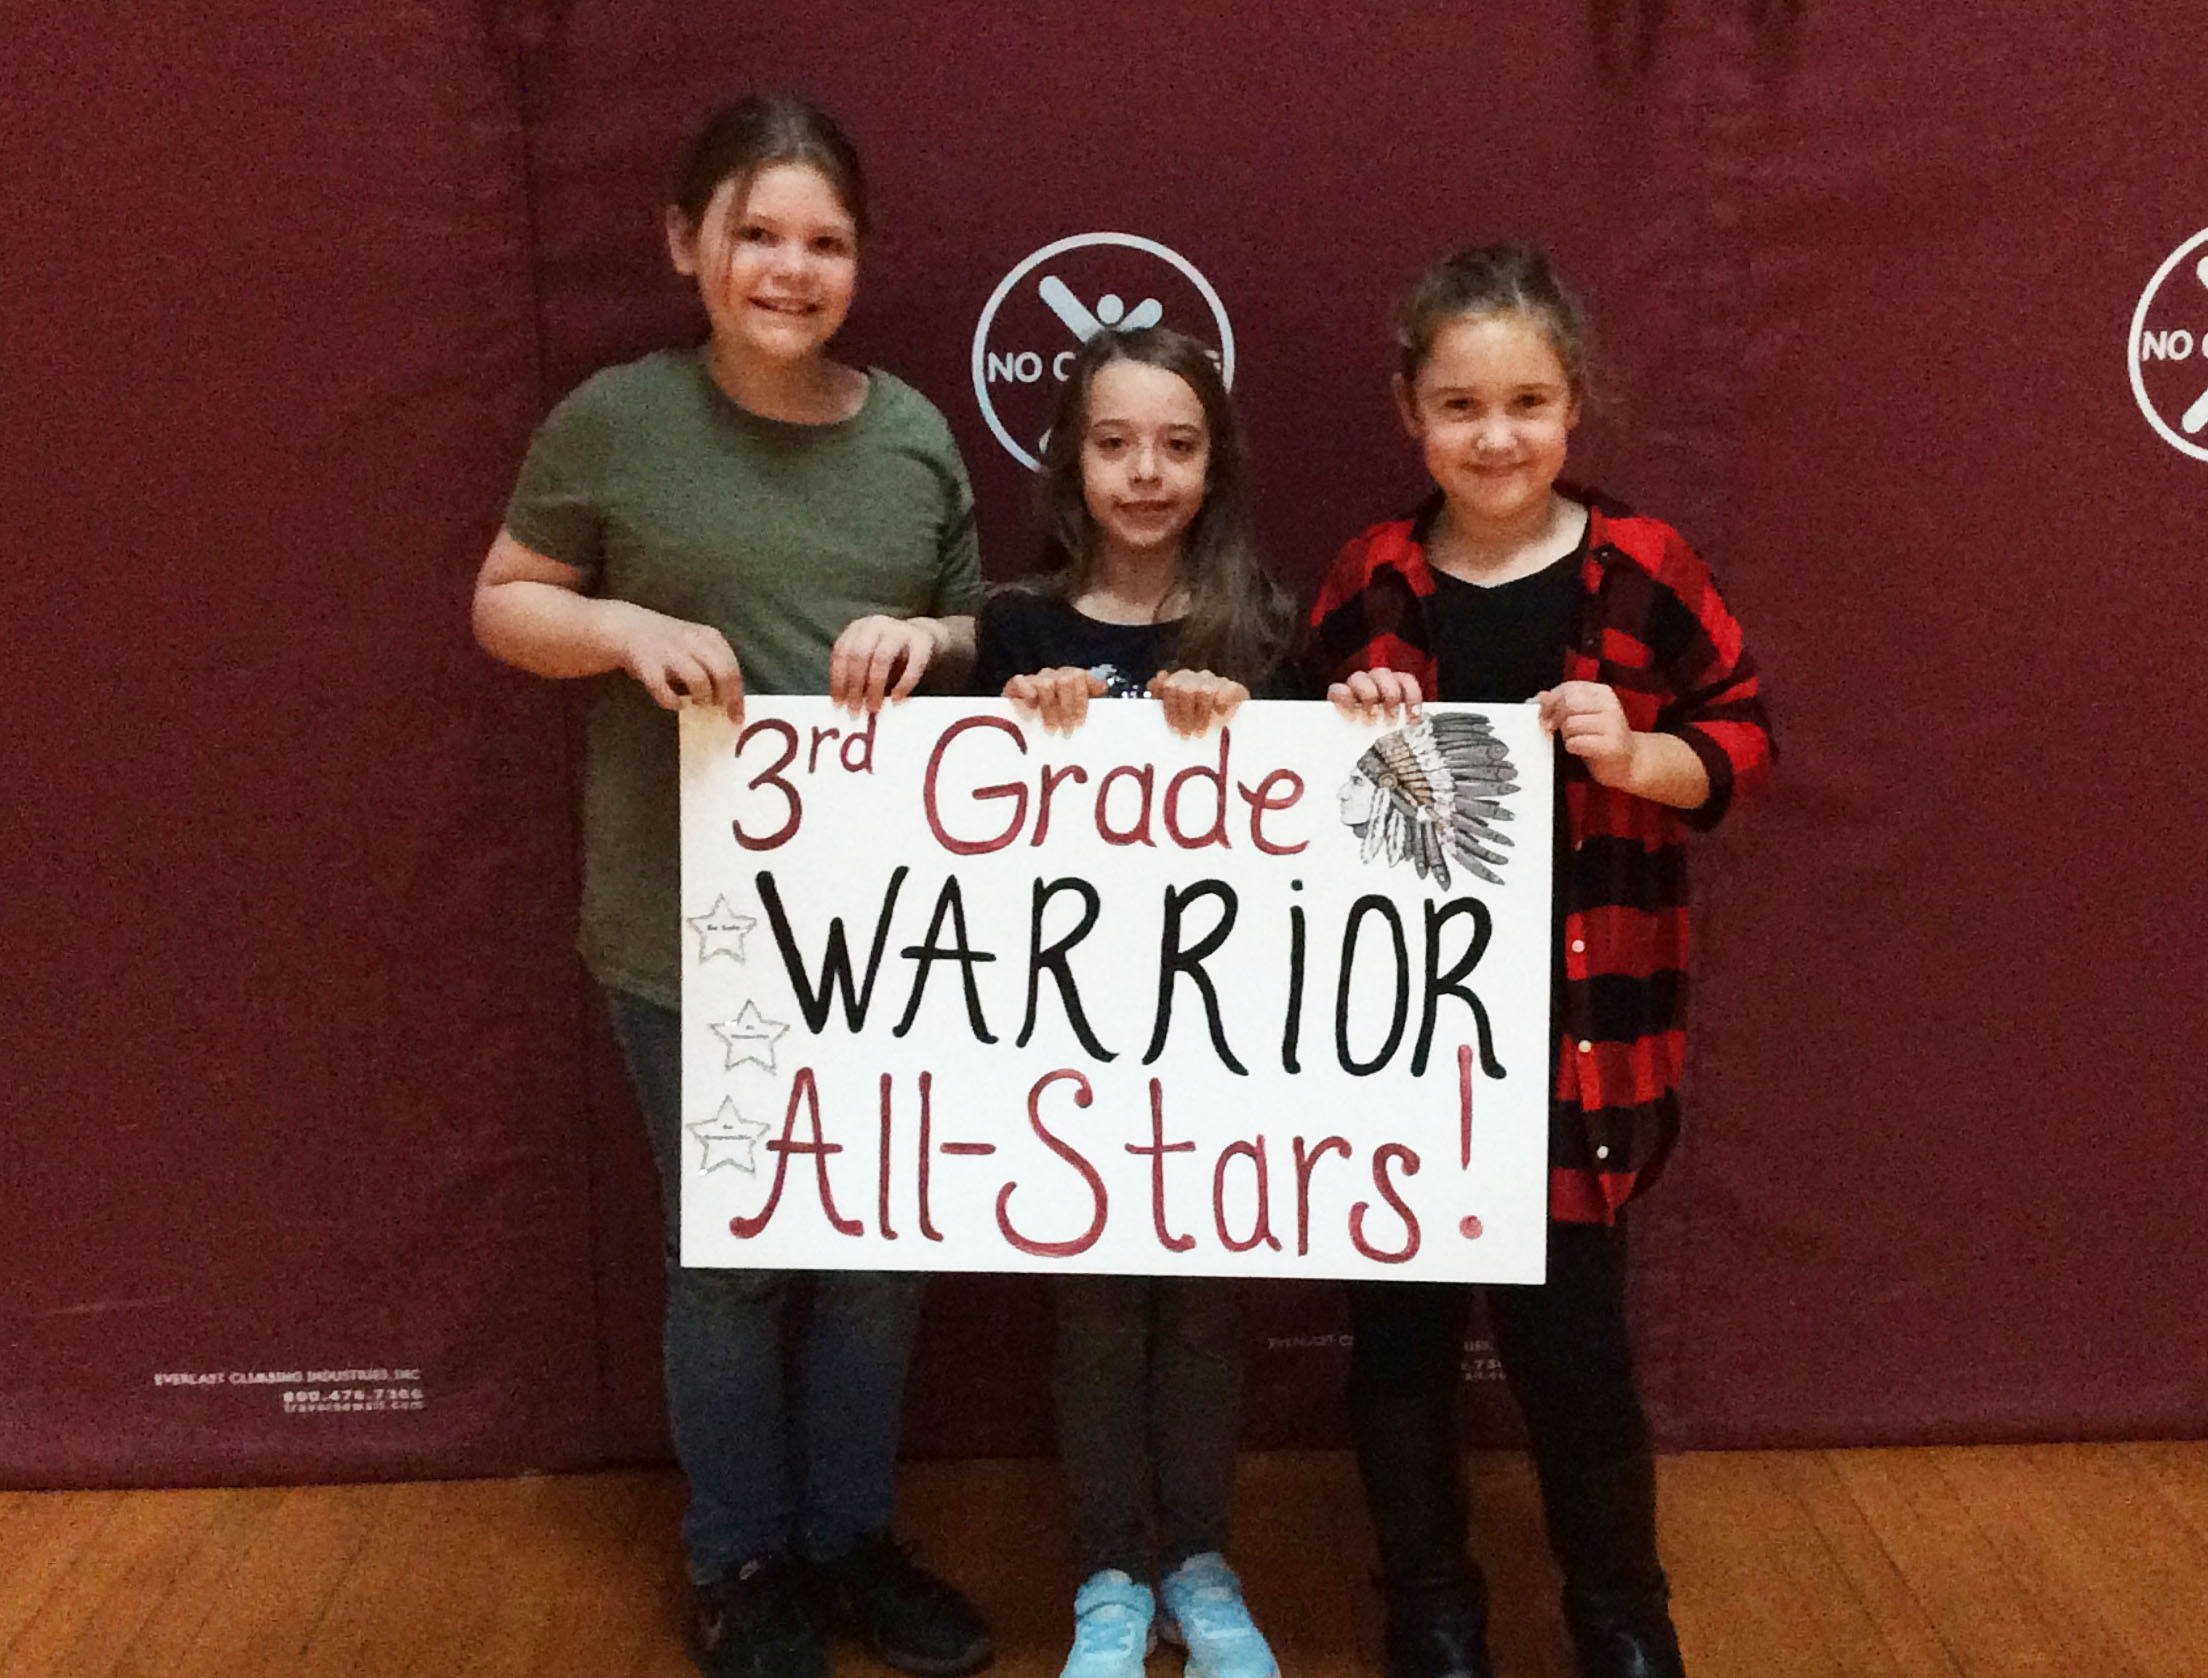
1310,492,1774,1223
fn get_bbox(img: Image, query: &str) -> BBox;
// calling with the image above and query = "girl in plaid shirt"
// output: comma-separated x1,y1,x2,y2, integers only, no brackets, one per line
1313,245,1773,1678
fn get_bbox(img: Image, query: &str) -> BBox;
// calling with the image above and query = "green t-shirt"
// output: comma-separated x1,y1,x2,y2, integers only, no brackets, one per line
504,348,982,1006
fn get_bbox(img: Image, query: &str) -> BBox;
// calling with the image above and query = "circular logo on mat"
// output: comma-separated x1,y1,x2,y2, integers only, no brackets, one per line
2128,227,2208,462
971,233,1235,469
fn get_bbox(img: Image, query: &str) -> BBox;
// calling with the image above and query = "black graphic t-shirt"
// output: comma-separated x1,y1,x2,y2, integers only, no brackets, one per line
971,590,1182,700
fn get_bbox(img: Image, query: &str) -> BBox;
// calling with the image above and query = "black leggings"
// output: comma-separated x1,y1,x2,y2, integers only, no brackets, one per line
1346,1220,1649,1468
1055,1274,1242,1579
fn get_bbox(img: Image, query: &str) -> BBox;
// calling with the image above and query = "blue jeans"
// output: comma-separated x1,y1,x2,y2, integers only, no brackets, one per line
607,989,926,1582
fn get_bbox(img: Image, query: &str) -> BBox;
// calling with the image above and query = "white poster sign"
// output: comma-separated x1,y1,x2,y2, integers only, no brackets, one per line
679,698,1554,1283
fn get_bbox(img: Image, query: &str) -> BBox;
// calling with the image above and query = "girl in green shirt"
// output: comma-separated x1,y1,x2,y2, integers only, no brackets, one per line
472,96,987,1678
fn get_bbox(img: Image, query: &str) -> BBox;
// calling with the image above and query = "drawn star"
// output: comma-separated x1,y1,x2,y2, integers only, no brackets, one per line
710,1001,791,1074
687,897,757,964
689,1096,772,1175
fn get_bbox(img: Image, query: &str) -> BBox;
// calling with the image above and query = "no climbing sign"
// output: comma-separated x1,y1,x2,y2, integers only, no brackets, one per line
2129,227,2208,462
677,698,1556,1284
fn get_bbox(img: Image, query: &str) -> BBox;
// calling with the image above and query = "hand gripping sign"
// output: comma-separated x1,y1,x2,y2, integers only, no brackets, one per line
679,698,1554,1283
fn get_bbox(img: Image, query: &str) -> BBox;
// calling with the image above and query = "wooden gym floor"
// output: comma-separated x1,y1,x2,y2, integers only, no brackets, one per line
4,1443,2205,1677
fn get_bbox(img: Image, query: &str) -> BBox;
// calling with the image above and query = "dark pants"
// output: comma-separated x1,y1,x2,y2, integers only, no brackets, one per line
1055,1274,1242,1580
607,990,925,1581
1345,1221,1671,1645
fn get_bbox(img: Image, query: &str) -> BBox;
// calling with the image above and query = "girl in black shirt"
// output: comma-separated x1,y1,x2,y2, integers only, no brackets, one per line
972,328,1296,1678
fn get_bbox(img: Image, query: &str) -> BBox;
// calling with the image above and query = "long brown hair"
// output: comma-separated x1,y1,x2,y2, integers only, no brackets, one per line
1026,327,1295,687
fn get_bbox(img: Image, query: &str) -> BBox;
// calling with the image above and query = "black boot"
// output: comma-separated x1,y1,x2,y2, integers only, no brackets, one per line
1571,1623,1686,1678
1349,1386,1494,1678
1532,1451,1685,1678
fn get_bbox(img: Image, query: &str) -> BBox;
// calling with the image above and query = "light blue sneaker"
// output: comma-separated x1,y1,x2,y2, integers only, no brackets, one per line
1158,1553,1279,1678
1060,1569,1157,1678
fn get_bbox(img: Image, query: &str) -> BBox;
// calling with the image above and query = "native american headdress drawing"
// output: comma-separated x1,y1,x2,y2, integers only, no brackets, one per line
1336,713,1519,889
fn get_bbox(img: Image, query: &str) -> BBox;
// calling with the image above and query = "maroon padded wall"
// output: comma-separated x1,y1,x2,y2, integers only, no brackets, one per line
1633,3,2208,1445
4,1,2204,1488
2,4,601,1482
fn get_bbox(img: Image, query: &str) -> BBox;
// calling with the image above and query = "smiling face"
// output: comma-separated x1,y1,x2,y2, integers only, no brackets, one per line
1395,310,1580,536
1079,359,1211,567
667,162,858,372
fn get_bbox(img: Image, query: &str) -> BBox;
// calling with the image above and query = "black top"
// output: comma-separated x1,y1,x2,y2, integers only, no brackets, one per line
1422,525,1587,949
1425,528,1587,704
971,588,1307,701
971,591,1180,700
